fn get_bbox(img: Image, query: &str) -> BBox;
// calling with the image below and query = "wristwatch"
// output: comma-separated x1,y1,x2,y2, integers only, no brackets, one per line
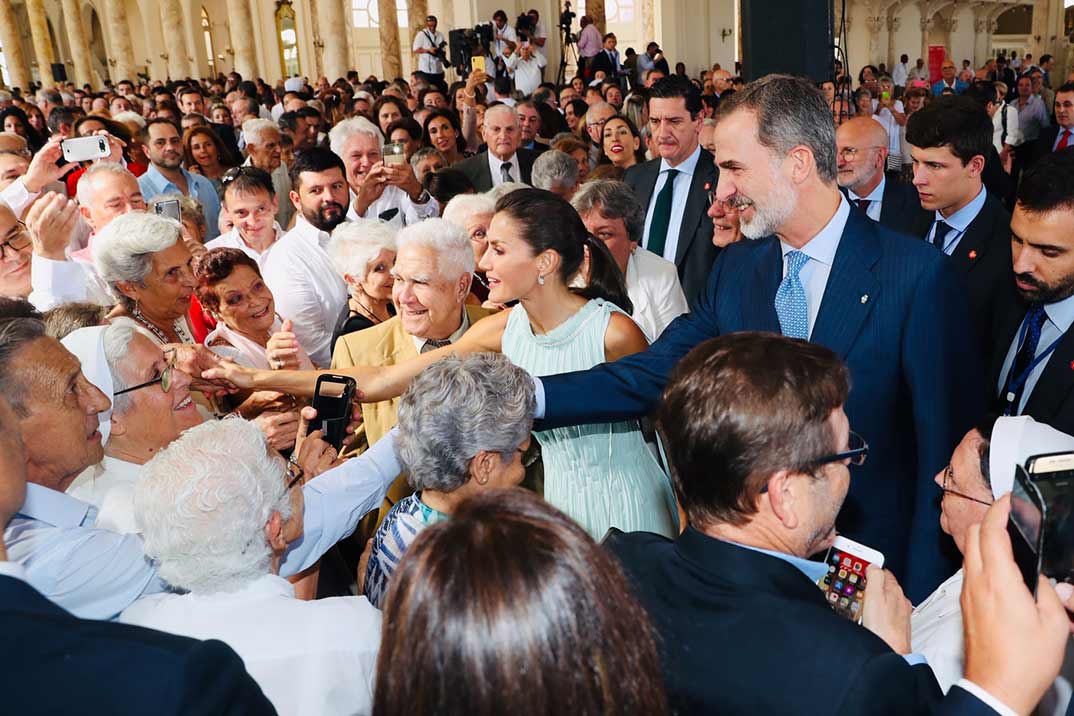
413,189,431,204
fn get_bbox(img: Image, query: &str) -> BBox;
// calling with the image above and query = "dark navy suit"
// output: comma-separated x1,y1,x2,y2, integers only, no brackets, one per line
543,206,985,602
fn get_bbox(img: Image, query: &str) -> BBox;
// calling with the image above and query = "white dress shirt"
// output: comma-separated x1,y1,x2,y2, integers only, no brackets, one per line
925,186,986,256
997,291,1074,415
413,28,446,75
625,248,689,341
641,144,703,263
411,307,470,353
993,103,1023,152
892,62,909,87
778,195,850,338
66,456,143,534
492,24,518,60
344,185,439,228
28,252,112,311
487,151,523,187
264,216,349,367
505,52,547,96
911,568,965,692
121,573,380,716
5,430,402,620
204,223,285,270
847,174,886,223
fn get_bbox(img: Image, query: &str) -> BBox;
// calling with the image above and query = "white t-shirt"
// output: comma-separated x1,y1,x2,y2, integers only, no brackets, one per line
413,28,446,75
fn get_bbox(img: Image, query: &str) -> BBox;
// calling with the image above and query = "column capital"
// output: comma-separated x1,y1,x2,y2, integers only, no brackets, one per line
886,15,901,33
866,15,883,34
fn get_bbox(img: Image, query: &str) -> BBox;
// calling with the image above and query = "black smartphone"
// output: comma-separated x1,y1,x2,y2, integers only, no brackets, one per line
1009,465,1045,597
1025,451,1074,584
310,374,356,452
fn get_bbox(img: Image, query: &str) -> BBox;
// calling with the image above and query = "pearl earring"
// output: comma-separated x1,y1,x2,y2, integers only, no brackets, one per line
537,274,545,285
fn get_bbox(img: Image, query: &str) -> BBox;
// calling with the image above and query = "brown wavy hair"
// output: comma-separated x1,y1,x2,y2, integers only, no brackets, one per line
182,125,238,172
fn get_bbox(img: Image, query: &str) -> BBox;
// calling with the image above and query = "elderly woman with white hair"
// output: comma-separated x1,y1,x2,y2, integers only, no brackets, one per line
327,218,397,343
440,191,496,303
93,211,199,345
363,352,536,608
120,417,382,716
328,116,438,228
531,149,580,201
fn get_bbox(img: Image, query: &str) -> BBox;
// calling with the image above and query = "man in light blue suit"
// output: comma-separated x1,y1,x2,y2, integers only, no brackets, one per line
536,75,987,603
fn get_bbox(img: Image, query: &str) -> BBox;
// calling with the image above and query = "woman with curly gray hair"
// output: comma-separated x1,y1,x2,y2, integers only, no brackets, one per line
362,352,537,608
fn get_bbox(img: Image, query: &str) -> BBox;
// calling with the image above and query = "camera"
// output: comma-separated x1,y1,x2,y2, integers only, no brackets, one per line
516,12,536,39
559,1,576,33
448,23,494,76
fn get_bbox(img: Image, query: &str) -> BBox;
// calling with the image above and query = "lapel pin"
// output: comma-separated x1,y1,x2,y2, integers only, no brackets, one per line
860,294,869,304
1069,361,1074,370
968,250,977,260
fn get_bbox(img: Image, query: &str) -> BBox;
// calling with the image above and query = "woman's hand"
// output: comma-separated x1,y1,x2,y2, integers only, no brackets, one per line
253,409,301,452
24,192,81,261
201,357,260,390
266,319,302,370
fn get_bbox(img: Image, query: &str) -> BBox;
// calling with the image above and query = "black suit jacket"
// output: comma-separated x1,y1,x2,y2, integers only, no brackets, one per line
932,686,1008,716
0,574,276,715
453,148,537,192
625,148,719,304
1029,125,1064,167
842,172,928,235
588,49,620,78
606,528,943,715
989,296,1074,434
912,192,1013,353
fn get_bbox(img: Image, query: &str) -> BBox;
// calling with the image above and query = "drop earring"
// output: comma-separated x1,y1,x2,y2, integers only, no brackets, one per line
537,274,545,285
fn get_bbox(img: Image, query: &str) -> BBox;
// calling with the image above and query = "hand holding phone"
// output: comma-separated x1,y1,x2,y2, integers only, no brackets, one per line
383,141,407,166
471,56,486,74
819,535,884,622
310,374,356,452
61,135,110,163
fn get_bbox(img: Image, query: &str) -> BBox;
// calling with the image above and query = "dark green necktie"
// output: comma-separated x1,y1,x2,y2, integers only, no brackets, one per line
647,169,679,258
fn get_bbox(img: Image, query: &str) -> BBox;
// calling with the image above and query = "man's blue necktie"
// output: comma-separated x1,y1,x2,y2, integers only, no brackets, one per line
931,220,954,250
775,250,810,340
1005,304,1049,413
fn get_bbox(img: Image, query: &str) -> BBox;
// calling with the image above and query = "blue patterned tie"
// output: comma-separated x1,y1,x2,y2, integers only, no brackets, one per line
775,250,810,339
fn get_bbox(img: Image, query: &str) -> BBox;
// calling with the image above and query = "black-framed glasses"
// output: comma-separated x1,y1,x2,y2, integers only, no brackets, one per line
814,431,869,468
519,440,541,469
286,458,305,490
941,464,993,506
115,364,172,396
0,221,31,260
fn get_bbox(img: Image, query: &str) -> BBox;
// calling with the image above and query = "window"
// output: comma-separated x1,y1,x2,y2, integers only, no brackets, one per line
201,8,215,73
573,0,634,24
352,0,407,30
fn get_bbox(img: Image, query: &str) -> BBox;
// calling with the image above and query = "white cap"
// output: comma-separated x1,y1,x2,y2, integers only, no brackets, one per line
60,326,114,444
988,416,1074,499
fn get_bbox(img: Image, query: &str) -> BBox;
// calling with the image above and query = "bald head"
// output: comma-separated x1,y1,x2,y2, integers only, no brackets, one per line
0,133,27,155
713,69,733,93
835,117,888,194
76,164,147,232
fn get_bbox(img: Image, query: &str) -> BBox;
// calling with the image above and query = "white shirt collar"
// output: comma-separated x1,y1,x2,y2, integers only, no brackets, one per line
847,173,886,203
17,482,96,528
0,561,28,583
487,150,518,177
659,143,702,175
412,307,471,353
933,185,986,233
291,215,330,248
780,194,851,268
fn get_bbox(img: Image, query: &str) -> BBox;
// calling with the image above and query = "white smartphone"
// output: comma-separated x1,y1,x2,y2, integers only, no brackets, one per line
61,135,110,163
819,535,885,622
154,199,182,222
383,141,406,165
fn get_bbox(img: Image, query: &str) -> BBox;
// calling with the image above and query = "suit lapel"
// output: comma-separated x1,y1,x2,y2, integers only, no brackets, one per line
637,161,660,211
878,177,901,227
479,152,493,190
811,211,881,359
1022,328,1074,421
947,196,997,272
740,239,783,333
673,150,717,267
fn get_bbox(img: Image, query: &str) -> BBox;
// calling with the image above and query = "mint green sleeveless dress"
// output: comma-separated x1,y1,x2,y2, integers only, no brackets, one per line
501,298,678,539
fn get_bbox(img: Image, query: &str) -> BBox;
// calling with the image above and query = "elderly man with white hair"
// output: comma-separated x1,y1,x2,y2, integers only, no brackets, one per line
25,163,147,310
329,116,438,228
440,191,496,302
242,118,295,229
531,149,580,200
120,418,381,716
328,218,398,341
453,104,537,191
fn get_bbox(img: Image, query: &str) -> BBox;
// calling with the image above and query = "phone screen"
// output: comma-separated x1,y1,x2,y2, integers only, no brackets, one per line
471,56,486,74
310,375,355,452
1026,457,1073,583
820,547,874,621
154,199,182,222
1010,466,1045,596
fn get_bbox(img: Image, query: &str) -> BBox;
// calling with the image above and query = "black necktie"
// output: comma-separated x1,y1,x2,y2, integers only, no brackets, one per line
500,162,514,184
931,220,954,250
421,338,451,354
1004,305,1049,412
856,198,871,212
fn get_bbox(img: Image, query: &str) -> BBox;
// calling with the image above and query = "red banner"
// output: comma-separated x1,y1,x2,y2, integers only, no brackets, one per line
928,45,947,84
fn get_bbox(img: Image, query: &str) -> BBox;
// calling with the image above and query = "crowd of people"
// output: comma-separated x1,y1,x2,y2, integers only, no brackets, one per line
0,12,1072,715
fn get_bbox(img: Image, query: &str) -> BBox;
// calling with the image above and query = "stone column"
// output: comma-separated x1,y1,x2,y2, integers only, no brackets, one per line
918,2,931,71
61,0,94,88
588,0,606,34
865,14,882,66
377,0,402,79
972,11,990,69
642,0,655,45
225,0,256,79
407,0,428,57
104,0,136,83
0,0,31,89
886,15,901,69
24,0,54,82
159,0,193,79
317,0,350,80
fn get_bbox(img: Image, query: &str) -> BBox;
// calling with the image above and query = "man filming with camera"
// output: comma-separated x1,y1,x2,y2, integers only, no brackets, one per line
413,15,447,91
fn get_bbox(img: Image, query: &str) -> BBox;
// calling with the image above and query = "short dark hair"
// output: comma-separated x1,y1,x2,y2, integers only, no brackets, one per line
375,488,669,716
295,105,321,120
962,80,999,110
1057,82,1074,96
194,248,264,314
0,299,46,417
1017,148,1074,215
47,106,77,134
277,111,299,133
657,332,850,527
288,146,346,191
905,95,992,166
1041,54,1053,64
140,116,180,142
176,86,203,100
647,74,703,117
417,87,445,107
385,117,422,142
222,165,275,202
423,167,474,205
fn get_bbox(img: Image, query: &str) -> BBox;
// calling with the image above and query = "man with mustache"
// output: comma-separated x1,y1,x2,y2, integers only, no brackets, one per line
262,148,350,367
137,119,221,240
534,75,984,603
990,149,1074,433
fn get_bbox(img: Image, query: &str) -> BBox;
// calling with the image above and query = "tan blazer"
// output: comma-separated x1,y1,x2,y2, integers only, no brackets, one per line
330,305,495,537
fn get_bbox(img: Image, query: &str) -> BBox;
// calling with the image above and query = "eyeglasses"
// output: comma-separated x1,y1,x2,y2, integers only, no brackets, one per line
114,363,172,396
286,457,305,490
941,464,993,506
519,440,542,469
0,221,31,260
586,117,610,130
837,146,883,161
814,431,869,467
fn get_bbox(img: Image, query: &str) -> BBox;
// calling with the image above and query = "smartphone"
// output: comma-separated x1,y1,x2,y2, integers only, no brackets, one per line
61,135,110,163
310,374,356,452
819,536,884,622
383,141,407,166
1025,452,1074,584
471,55,486,74
154,199,182,222
881,90,891,101
1009,465,1045,596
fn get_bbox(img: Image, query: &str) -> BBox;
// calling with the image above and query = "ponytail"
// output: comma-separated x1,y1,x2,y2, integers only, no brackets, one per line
573,234,633,315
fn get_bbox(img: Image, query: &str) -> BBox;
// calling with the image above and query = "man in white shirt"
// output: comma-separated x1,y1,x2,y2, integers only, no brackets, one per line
329,116,439,229
268,148,353,367
892,54,910,95
205,166,284,268
491,9,518,68
412,15,447,89
524,9,548,63
121,418,380,716
505,43,547,97
241,118,296,230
